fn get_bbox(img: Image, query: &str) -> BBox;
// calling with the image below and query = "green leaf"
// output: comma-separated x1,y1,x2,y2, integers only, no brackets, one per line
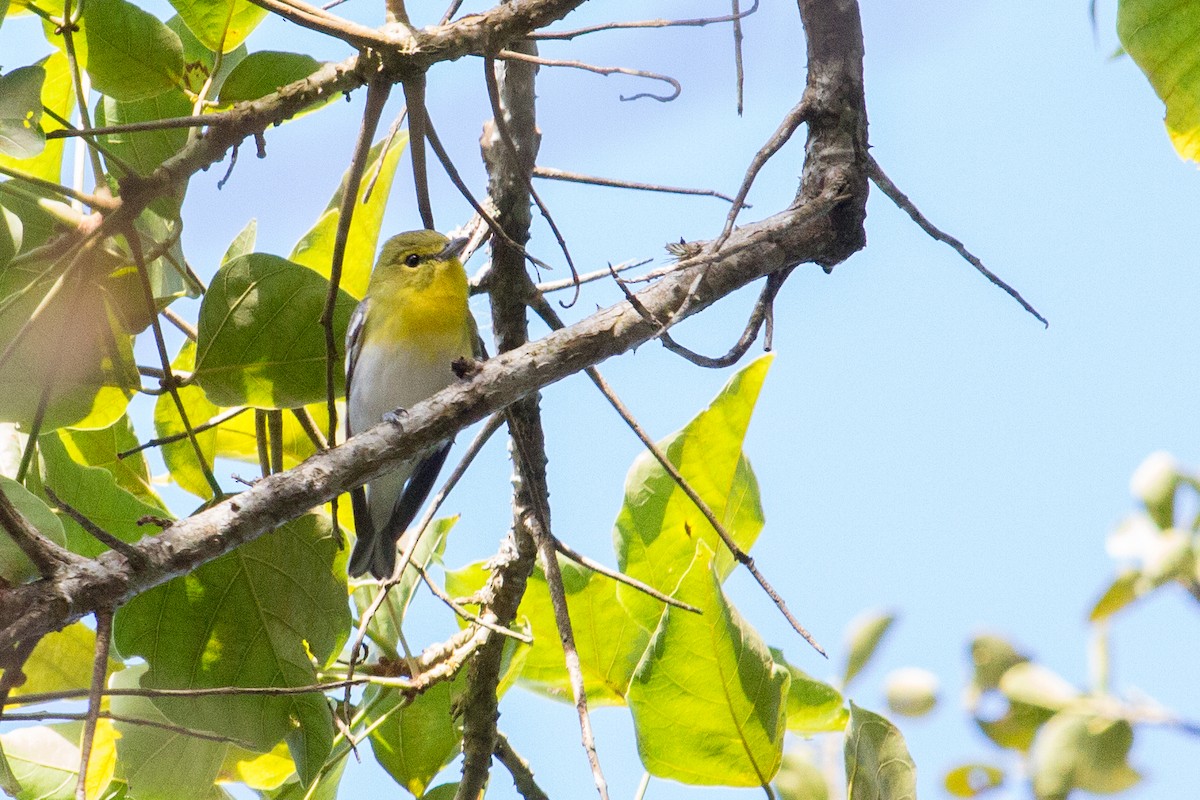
775,750,830,800
842,610,896,687
352,517,455,661
1029,712,1140,800
289,135,408,299
167,14,248,95
112,513,348,781
54,414,165,509
154,341,325,498
38,432,168,558
366,678,464,797
944,763,1004,798
0,721,117,800
998,662,1078,712
0,475,65,584
628,543,789,787
613,355,771,685
1118,0,1200,162
0,745,21,798
110,665,229,800
0,66,46,159
265,755,344,800
218,51,321,104
0,202,20,268
1089,570,1140,621
843,703,917,800
3,52,74,183
194,253,357,408
223,218,257,264
884,667,939,718
968,634,1028,693
95,89,192,176
83,0,185,101
0,242,139,431
975,699,1055,752
218,742,294,791
771,650,848,735
9,621,119,701
167,0,266,52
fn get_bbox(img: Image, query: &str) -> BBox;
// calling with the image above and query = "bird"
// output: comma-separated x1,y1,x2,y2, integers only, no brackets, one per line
345,229,480,580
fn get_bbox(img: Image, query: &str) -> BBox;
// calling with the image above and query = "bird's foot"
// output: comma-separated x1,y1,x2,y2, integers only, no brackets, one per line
383,408,409,425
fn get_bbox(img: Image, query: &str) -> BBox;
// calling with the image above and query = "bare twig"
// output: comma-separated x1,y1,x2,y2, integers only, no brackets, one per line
2,710,245,744
552,538,700,613
867,155,1048,326
534,258,650,294
495,732,550,800
42,487,148,568
292,407,330,451
533,165,745,205
418,567,533,643
714,100,811,250
117,406,249,459
75,609,112,800
531,0,759,40
493,49,681,103
0,638,40,720
0,483,78,578
10,679,371,707
0,164,118,211
731,0,746,115
403,78,436,231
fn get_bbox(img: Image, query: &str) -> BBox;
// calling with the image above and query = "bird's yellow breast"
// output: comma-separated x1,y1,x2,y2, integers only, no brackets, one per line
366,258,473,350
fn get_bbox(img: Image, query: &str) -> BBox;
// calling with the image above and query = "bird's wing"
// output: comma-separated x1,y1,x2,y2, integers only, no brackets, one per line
344,296,370,436
344,297,374,557
379,441,453,555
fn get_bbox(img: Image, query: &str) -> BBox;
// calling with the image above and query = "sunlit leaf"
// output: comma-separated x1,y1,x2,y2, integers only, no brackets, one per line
628,543,789,787
842,610,895,687
1029,711,1140,799
0,721,117,800
968,634,1028,693
615,355,770,593
167,14,247,94
218,51,322,104
843,703,917,800
110,665,228,800
771,649,848,735
366,677,464,797
167,0,266,53
218,742,294,791
9,621,120,701
223,219,257,264
83,0,184,101
1118,0,1200,162
112,513,348,784
1088,570,1140,622
775,749,830,800
944,763,1004,798
289,136,408,299
38,432,168,558
0,475,65,584
194,253,356,408
998,662,1078,712
0,66,45,160
54,415,165,509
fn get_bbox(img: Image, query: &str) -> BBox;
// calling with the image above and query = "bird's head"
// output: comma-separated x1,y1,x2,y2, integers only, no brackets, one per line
370,230,469,294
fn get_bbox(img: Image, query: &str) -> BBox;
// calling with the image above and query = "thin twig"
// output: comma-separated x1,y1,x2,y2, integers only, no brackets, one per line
494,732,550,800
533,258,650,294
714,100,811,250
1,710,246,743
418,566,533,643
268,410,284,474
57,0,106,185
116,407,249,459
731,0,745,115
493,50,681,103
530,0,759,40
867,155,1048,326
0,164,118,211
292,407,329,451
127,231,223,497
10,678,371,707
0,482,76,578
42,487,148,568
552,538,700,613
75,608,112,800
162,308,197,340
403,77,435,231
0,638,39,721
533,165,745,205
255,410,271,478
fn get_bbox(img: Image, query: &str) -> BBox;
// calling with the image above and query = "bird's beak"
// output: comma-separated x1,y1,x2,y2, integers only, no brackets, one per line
438,237,470,261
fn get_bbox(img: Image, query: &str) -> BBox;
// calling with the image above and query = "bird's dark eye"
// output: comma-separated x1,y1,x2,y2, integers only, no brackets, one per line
404,253,421,268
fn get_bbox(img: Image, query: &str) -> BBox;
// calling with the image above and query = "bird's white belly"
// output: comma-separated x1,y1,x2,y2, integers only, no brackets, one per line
348,339,461,438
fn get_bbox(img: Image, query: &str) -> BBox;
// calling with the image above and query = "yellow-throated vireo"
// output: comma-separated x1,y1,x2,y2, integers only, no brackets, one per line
346,230,481,580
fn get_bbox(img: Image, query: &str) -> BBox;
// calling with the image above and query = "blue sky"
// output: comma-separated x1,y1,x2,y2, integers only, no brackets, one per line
5,0,1200,797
